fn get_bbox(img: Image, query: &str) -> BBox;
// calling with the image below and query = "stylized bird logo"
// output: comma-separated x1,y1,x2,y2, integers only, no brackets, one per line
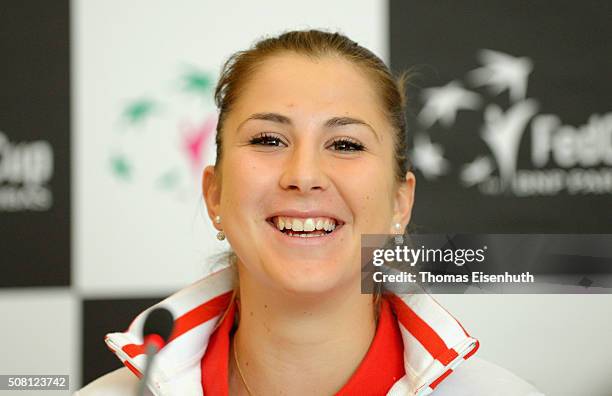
121,99,157,125
181,114,218,172
468,49,533,103
460,156,494,187
480,100,539,190
418,81,482,128
181,69,214,97
411,134,450,180
110,154,131,179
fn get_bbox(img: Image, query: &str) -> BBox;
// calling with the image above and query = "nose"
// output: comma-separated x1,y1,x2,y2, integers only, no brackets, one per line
279,142,330,193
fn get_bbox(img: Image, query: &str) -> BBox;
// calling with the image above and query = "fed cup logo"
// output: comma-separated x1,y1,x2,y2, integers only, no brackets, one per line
0,131,54,212
108,66,218,199
411,49,612,196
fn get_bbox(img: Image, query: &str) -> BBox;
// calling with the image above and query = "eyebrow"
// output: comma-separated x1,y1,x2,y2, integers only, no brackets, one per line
238,112,381,142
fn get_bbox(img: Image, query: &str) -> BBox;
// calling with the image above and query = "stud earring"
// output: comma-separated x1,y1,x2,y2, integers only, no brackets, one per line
393,223,404,245
214,215,225,240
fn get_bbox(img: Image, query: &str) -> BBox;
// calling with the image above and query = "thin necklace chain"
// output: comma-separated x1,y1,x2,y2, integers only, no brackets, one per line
233,333,255,396
230,302,380,396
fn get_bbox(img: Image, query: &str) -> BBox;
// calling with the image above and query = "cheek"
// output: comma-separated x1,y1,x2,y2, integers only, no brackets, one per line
333,159,395,230
220,153,274,217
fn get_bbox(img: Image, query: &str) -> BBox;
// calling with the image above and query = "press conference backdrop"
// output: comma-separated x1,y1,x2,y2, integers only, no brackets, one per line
0,1,610,395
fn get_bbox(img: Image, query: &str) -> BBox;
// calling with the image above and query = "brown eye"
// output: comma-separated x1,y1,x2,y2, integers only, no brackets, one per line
249,133,286,147
330,138,365,152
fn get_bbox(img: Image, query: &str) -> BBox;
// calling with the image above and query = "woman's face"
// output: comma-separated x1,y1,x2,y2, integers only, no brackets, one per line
204,53,415,295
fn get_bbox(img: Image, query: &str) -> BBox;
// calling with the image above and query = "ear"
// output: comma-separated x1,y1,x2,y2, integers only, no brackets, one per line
202,165,222,230
392,171,416,232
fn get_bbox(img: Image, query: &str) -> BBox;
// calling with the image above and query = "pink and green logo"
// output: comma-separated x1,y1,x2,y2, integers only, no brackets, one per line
109,66,218,196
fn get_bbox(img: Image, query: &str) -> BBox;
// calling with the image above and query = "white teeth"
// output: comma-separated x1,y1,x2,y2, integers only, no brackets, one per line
297,232,323,238
303,218,315,232
272,216,339,232
292,219,303,231
285,230,327,238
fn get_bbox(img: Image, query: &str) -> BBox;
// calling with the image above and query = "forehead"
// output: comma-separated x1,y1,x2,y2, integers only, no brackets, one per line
228,53,387,128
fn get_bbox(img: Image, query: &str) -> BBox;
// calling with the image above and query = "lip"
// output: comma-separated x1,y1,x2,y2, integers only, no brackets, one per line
264,218,345,246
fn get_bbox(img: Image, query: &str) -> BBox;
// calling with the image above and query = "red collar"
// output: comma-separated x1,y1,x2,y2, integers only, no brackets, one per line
201,297,405,395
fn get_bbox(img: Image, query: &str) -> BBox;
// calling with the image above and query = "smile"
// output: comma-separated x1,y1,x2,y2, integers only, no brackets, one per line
265,215,345,242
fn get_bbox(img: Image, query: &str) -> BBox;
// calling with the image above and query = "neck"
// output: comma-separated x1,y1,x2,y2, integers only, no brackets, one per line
229,264,377,396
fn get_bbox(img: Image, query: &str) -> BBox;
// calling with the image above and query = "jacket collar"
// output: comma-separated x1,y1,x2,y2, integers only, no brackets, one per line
105,266,479,396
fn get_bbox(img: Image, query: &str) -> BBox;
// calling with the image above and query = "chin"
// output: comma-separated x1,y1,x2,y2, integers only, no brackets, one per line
263,255,357,296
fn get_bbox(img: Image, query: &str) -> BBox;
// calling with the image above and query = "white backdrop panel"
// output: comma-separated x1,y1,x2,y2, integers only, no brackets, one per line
434,294,612,395
0,290,78,394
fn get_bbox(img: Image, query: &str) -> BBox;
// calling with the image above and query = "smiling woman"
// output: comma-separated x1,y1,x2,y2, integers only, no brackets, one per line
208,49,413,300
76,30,543,396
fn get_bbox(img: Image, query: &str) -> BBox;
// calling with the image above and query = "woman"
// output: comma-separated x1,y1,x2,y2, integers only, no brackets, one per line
76,30,542,395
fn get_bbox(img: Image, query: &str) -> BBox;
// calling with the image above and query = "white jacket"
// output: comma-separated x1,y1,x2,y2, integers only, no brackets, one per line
75,267,544,396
